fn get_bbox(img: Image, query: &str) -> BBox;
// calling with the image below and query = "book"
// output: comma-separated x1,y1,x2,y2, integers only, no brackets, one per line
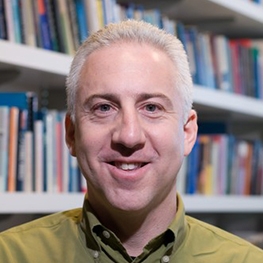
16,109,27,191
11,0,23,43
197,135,213,195
56,0,75,55
84,0,100,34
44,110,57,192
74,0,88,43
45,0,60,51
37,0,52,50
55,112,63,192
7,107,19,191
185,138,200,194
34,119,44,192
24,131,33,192
66,0,80,50
176,157,187,194
0,106,9,192
4,0,15,41
0,0,7,40
200,33,216,88
187,27,204,86
21,0,37,47
102,0,116,25
61,112,69,192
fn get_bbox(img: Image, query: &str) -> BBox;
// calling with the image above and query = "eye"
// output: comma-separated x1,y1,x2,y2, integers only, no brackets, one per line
145,104,158,112
140,103,164,118
98,104,111,112
91,103,116,117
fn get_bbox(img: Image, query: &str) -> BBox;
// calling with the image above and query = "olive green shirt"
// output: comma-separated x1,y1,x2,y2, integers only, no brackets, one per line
0,194,262,262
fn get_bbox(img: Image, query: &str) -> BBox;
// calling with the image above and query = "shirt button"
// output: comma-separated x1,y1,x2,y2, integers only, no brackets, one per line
161,255,170,263
93,251,99,259
102,230,111,239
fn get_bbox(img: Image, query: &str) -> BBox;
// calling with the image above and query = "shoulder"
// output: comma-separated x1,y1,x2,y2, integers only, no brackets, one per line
1,208,82,236
185,215,263,262
0,208,85,262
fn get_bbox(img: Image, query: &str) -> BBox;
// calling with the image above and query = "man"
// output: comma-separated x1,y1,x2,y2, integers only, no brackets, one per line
0,20,262,262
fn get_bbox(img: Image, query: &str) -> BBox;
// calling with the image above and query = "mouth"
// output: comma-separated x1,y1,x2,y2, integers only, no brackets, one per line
109,162,147,171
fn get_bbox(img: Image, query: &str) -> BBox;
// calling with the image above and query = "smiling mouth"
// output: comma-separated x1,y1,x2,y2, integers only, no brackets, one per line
110,162,147,171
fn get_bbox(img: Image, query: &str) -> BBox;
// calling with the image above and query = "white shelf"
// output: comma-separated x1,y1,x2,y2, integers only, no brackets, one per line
0,39,73,90
183,195,263,213
0,193,85,214
0,193,262,214
193,85,263,120
119,0,263,37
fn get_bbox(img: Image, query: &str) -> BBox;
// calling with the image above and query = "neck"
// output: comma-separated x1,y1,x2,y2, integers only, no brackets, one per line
90,193,177,256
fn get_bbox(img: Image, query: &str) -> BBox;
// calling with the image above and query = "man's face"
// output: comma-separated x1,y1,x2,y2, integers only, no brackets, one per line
66,43,197,213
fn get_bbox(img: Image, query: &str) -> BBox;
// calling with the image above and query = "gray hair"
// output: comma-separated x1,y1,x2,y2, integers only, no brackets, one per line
66,19,193,122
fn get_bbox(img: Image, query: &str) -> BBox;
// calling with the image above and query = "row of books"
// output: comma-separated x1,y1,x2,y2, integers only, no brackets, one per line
177,134,263,196
177,23,263,99
0,0,176,54
0,92,86,193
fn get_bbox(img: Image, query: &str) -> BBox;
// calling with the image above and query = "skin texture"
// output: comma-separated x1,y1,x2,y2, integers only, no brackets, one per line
65,42,198,255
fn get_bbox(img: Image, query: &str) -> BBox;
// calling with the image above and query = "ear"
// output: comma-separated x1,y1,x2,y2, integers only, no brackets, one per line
184,110,198,156
65,113,77,157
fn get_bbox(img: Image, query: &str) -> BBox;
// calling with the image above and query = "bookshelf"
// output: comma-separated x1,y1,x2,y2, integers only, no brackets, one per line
0,193,263,214
0,0,263,231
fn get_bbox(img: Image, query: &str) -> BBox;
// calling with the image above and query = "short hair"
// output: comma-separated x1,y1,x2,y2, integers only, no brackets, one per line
66,19,193,122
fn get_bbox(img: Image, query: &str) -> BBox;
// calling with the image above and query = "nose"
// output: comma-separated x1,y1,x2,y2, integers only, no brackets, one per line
112,109,146,150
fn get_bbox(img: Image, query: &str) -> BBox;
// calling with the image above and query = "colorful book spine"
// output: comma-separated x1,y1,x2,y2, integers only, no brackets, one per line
11,0,22,43
74,0,88,43
37,0,52,50
7,107,19,192
0,106,9,192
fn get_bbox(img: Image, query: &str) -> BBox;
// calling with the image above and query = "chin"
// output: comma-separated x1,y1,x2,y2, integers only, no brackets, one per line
107,192,153,213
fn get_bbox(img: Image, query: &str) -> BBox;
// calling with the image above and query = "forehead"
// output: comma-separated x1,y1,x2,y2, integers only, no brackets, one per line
80,42,176,85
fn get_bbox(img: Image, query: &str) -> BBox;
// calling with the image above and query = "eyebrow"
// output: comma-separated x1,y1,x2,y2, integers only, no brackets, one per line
84,93,119,106
84,92,173,107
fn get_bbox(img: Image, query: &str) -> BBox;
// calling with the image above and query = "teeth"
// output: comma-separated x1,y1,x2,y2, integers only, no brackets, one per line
116,163,141,171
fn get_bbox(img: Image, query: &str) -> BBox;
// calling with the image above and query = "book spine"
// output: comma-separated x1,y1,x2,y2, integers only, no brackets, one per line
7,107,19,192
57,0,75,55
34,119,44,192
0,106,9,192
24,131,33,192
21,0,37,46
0,0,7,39
37,0,52,50
16,109,27,191
11,0,22,43
45,0,59,51
74,0,88,43
85,0,100,34
67,0,80,50
4,0,15,41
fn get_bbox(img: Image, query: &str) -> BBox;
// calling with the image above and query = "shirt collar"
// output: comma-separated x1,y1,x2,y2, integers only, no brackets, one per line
80,193,188,255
